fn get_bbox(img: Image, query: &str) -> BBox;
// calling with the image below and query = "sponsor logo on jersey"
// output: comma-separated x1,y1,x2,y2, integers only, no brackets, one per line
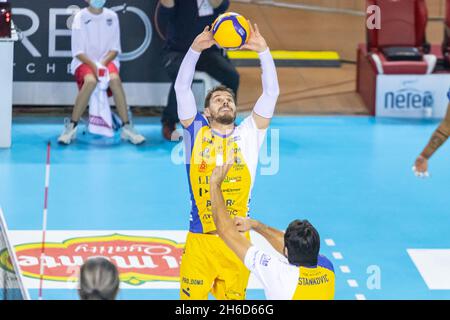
198,160,207,172
259,254,271,267
224,176,242,183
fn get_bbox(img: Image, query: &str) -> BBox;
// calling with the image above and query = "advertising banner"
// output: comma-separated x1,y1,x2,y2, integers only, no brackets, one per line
5,230,285,290
376,74,450,119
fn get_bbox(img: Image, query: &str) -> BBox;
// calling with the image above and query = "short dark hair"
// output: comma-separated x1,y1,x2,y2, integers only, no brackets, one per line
204,85,236,109
78,257,120,300
284,220,320,267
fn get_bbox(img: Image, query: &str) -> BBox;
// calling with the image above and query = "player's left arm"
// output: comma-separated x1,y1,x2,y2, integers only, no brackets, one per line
241,22,280,130
210,162,252,262
102,14,121,67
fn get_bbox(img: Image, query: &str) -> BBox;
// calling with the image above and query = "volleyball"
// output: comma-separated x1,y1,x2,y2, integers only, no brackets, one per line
212,12,250,50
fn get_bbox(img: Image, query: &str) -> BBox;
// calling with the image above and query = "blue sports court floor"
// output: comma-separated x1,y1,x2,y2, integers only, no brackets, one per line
1,115,449,300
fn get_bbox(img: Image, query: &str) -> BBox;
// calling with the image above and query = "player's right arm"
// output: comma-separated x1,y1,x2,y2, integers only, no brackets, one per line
101,12,121,67
235,217,285,256
71,12,98,79
413,103,450,177
210,161,252,262
175,26,217,128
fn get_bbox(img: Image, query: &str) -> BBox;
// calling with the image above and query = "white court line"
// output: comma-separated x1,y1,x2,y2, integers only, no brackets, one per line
326,236,366,299
407,249,450,290
347,280,359,288
339,265,351,273
332,252,343,260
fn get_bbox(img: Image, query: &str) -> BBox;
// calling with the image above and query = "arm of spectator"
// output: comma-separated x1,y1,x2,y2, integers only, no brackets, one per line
160,0,175,8
108,13,122,59
101,51,118,67
71,13,85,58
71,12,98,79
98,14,120,70
76,53,98,81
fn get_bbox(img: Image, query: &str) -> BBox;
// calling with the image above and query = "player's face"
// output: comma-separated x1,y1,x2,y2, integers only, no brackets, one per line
87,0,107,8
206,91,237,125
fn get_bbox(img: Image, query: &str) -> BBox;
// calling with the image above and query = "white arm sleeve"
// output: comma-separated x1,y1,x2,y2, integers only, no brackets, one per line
175,48,201,121
253,48,280,119
71,13,85,58
111,14,122,54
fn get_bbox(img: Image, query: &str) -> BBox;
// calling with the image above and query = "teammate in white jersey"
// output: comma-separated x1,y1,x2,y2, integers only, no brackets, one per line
210,162,335,300
58,0,145,145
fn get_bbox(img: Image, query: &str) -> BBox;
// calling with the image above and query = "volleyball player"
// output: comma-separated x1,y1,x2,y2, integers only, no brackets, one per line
209,162,335,300
175,23,279,300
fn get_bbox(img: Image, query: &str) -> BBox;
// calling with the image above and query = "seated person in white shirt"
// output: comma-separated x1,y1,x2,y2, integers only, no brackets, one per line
209,162,336,300
58,0,145,145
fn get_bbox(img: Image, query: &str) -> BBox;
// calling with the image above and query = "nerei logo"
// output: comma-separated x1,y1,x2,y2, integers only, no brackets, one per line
384,89,434,110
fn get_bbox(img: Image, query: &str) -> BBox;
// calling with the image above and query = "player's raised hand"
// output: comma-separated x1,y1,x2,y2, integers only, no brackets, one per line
412,155,430,178
234,216,252,232
240,21,268,53
191,26,217,53
210,160,233,186
210,148,235,186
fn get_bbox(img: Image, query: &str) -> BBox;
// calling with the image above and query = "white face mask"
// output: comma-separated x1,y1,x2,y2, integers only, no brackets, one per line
90,0,106,9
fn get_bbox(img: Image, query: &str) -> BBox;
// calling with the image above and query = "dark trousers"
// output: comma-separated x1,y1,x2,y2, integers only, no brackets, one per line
161,47,240,125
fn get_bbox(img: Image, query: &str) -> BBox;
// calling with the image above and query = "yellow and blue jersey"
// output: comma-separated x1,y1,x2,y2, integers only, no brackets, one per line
292,255,335,300
183,113,266,234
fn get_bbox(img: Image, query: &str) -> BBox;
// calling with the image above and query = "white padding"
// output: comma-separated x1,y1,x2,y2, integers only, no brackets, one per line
370,53,384,74
194,71,220,112
194,71,220,93
423,54,437,74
